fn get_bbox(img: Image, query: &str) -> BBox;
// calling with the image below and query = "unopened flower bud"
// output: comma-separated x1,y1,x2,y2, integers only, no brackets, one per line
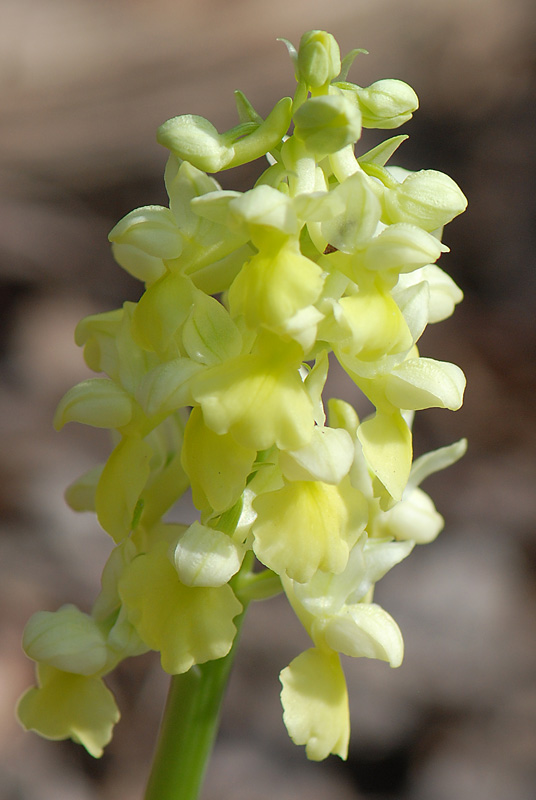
157,115,234,172
297,30,341,89
384,169,468,232
293,95,361,156
355,79,418,129
157,98,292,173
108,206,183,260
362,223,448,274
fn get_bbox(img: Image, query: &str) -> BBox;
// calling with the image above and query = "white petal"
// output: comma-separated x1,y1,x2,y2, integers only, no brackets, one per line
280,426,354,483
385,357,466,411
174,522,243,587
321,603,404,666
380,487,444,544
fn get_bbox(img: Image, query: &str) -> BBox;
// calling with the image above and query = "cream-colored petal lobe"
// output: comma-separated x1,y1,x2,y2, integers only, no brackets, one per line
174,522,243,587
279,425,354,484
385,357,466,411
108,205,183,259
280,647,349,760
53,379,134,431
17,665,119,758
381,487,444,544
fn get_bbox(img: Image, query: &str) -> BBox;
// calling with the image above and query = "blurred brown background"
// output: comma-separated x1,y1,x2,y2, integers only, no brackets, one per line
1,1,535,798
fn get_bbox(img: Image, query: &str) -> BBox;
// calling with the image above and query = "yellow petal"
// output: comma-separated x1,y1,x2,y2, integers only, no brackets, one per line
385,357,466,411
191,349,314,452
228,242,324,331
253,479,367,583
337,289,413,362
182,290,242,366
380,486,444,544
22,605,108,676
279,425,355,484
174,522,243,587
321,602,404,667
17,665,119,758
182,406,256,513
118,540,242,674
383,168,467,232
358,411,412,501
95,436,152,542
53,379,134,431
280,648,349,760
131,272,194,354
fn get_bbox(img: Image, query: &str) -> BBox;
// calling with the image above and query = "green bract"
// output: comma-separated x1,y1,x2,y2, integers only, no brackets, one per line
18,29,467,766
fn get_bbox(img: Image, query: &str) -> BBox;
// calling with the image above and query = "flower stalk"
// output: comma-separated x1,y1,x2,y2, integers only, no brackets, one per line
145,603,248,800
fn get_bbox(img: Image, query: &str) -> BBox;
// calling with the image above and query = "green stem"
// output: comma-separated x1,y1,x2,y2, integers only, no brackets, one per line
144,604,247,800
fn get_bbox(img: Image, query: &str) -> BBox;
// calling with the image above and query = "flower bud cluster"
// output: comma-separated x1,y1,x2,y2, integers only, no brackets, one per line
18,31,467,761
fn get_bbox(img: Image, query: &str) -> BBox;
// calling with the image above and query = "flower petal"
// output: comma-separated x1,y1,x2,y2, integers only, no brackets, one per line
53,379,135,431
228,242,324,334
174,522,244,587
108,205,183,260
321,602,404,666
23,605,108,676
182,406,256,513
252,478,367,583
379,486,444,544
358,411,412,501
280,648,349,760
17,665,119,758
190,346,314,452
385,357,466,411
279,425,355,484
95,436,153,542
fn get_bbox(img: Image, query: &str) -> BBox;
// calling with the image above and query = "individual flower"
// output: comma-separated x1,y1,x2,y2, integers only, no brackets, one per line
118,532,243,674
280,532,413,759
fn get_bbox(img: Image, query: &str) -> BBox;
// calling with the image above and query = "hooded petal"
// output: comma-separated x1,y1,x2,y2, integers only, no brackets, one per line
22,605,108,676
320,602,403,666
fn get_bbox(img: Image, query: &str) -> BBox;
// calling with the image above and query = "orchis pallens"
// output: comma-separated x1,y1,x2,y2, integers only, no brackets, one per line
18,29,467,766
